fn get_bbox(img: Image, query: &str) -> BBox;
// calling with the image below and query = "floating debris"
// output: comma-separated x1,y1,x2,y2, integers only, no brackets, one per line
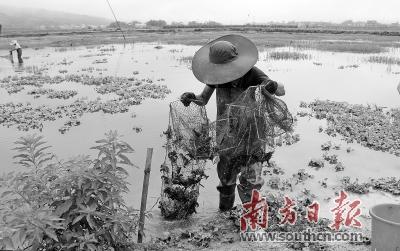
154,45,164,49
132,126,142,133
334,162,345,172
308,158,324,169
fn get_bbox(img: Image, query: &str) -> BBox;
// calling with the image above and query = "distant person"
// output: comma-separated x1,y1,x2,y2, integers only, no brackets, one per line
9,40,23,64
398,82,400,95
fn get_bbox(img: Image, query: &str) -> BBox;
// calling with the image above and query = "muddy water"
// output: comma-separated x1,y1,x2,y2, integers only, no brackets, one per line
0,43,399,238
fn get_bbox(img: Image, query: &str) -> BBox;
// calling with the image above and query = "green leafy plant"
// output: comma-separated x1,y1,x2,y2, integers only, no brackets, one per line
0,131,140,250
12,134,55,172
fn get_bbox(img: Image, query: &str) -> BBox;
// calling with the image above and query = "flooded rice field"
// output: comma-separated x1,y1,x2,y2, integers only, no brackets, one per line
0,42,399,244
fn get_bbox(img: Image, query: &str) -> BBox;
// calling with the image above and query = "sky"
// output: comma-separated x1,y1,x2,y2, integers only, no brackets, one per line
2,0,400,24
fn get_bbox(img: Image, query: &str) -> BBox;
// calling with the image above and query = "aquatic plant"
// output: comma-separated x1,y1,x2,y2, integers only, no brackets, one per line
341,177,370,194
307,100,400,157
323,153,338,164
28,88,78,99
0,74,171,133
371,177,400,195
0,131,140,250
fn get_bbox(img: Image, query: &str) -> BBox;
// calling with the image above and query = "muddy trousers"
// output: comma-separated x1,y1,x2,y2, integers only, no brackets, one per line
216,155,264,211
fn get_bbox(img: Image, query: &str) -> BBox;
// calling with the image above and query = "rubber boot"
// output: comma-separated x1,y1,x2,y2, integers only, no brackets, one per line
217,184,236,212
219,192,235,212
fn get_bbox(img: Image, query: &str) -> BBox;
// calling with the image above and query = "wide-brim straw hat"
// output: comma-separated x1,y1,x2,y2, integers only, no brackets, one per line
9,40,17,46
192,34,258,85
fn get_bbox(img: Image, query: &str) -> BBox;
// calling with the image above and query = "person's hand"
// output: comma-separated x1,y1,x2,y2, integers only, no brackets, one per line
180,92,196,107
275,82,285,96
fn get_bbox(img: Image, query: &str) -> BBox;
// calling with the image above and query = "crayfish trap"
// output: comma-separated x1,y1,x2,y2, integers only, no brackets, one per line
159,85,294,219
213,85,294,168
159,101,212,219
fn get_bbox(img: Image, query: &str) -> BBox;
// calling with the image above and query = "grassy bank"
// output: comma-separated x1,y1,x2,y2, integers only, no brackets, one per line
1,29,400,53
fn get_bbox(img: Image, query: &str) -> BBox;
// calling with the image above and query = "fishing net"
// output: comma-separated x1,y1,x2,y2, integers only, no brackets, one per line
159,85,293,219
159,101,211,219
213,85,293,168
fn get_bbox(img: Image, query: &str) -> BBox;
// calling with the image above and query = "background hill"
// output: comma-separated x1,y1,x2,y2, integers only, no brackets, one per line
0,5,111,31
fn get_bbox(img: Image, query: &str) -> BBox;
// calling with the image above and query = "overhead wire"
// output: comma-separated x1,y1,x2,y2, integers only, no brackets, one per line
105,0,126,43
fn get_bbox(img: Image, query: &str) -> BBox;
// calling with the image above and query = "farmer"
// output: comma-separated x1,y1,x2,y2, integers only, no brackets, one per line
180,34,286,211
9,40,23,64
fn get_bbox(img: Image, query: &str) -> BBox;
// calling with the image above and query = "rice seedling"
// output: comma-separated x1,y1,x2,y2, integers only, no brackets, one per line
92,58,108,64
264,51,311,61
169,48,183,53
367,56,400,65
54,47,68,52
296,41,386,54
58,58,73,65
177,56,193,64
176,56,193,69
338,64,359,69
99,46,116,52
